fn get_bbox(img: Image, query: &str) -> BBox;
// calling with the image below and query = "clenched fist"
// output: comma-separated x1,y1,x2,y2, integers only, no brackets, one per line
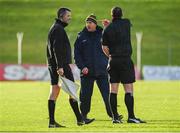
57,68,64,76
82,67,89,75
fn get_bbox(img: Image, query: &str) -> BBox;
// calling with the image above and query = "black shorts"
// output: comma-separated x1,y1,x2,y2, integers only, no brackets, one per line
108,58,135,84
48,64,74,85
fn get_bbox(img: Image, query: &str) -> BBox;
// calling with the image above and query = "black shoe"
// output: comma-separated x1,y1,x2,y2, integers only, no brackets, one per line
83,118,95,124
112,118,122,124
77,120,85,126
49,121,65,128
127,118,146,123
81,114,95,124
112,115,123,124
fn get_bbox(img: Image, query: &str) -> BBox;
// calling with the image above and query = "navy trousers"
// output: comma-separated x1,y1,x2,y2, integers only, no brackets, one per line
80,75,112,117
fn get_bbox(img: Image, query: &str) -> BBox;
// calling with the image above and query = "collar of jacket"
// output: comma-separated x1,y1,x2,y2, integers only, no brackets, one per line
82,25,103,34
112,17,122,22
55,18,68,28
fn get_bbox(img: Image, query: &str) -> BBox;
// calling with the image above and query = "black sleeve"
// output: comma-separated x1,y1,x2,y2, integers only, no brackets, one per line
102,29,110,47
126,18,132,27
74,35,85,70
52,28,64,69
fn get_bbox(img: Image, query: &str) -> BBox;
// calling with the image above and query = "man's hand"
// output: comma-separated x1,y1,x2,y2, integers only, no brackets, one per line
102,46,110,57
82,67,89,75
102,19,110,28
57,68,64,76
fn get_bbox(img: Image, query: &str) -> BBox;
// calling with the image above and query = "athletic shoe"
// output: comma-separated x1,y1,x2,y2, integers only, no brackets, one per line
127,118,146,123
112,118,122,124
48,121,65,128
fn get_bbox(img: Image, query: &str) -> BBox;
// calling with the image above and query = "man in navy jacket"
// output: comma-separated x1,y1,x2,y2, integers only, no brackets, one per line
74,14,114,120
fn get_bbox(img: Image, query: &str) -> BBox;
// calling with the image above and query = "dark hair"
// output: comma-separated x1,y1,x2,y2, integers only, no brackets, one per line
57,7,71,19
111,6,122,18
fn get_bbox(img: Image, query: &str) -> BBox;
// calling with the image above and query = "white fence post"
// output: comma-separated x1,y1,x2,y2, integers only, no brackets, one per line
136,32,143,72
17,32,23,65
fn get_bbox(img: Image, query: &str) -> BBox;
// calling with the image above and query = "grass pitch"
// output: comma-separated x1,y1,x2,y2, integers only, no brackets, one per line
0,81,180,132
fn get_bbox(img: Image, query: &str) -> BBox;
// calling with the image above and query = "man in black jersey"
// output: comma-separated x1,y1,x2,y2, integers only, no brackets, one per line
47,7,94,128
102,7,146,124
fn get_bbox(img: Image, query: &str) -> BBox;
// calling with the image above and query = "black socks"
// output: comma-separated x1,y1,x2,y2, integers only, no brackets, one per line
69,99,82,122
48,99,82,124
48,93,135,123
125,93,135,118
48,100,56,124
109,93,119,119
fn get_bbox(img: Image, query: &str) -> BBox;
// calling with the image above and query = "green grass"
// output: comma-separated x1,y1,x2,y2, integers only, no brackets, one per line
0,0,180,65
0,81,180,132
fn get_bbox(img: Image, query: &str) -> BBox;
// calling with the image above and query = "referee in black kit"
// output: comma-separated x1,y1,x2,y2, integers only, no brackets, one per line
102,7,146,124
47,7,93,128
